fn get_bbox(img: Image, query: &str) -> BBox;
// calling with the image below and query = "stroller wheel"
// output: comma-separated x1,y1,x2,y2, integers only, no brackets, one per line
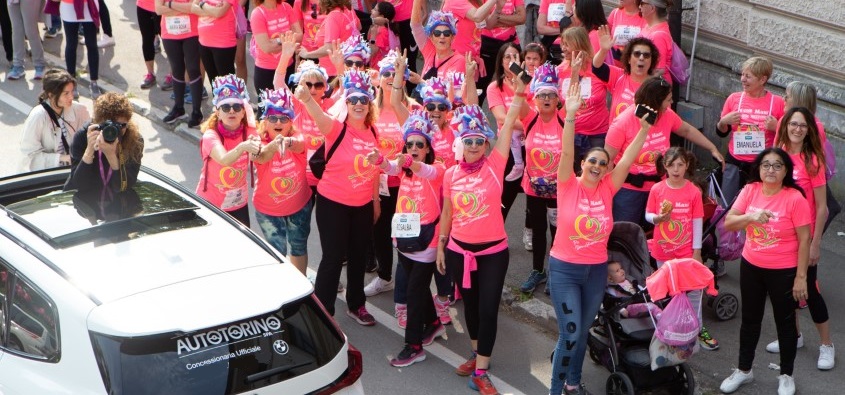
672,363,696,394
713,293,739,321
606,372,635,395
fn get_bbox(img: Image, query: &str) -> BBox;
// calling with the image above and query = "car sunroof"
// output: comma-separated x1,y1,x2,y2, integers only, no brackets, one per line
4,181,207,248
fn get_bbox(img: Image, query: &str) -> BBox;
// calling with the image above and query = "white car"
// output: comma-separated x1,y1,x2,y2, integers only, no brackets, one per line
0,167,364,395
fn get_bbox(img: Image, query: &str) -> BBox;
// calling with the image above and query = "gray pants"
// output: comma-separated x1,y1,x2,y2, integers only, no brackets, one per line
9,0,46,68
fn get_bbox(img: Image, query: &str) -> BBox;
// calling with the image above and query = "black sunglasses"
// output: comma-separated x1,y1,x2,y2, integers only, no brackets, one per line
462,137,486,147
304,81,326,89
632,50,652,59
425,103,449,112
264,115,291,123
346,96,371,105
380,71,395,78
310,3,317,19
431,29,453,38
345,60,365,68
405,141,426,149
586,157,608,167
219,103,244,113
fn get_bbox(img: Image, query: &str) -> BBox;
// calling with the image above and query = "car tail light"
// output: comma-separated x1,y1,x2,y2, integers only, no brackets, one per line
314,344,363,395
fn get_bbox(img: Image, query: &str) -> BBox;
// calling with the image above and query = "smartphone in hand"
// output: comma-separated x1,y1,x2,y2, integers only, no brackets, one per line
508,62,533,84
635,104,657,125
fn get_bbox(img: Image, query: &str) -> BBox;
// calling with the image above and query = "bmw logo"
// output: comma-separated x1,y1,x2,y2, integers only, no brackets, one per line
273,340,289,355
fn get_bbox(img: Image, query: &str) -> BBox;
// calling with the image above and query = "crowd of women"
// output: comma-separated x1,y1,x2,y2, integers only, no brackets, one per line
15,0,837,394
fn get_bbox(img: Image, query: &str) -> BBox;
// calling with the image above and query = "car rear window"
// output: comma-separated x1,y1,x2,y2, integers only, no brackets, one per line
89,295,344,395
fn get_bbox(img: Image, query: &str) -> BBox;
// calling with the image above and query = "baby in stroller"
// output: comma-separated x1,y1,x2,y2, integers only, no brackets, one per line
606,261,663,320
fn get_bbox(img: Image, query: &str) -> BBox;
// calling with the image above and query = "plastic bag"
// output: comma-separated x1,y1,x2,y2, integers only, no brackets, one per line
709,173,744,261
655,293,700,346
649,335,698,370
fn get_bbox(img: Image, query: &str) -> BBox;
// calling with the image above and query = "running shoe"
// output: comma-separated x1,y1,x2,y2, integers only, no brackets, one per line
162,107,186,124
159,74,174,91
97,35,115,48
720,369,753,394
390,344,425,367
455,352,477,376
818,344,835,370
90,81,102,98
522,227,533,251
346,306,375,326
766,333,804,353
395,303,407,329
421,321,445,346
7,66,25,80
698,326,719,350
188,112,204,129
520,269,547,293
141,73,156,89
34,66,44,80
469,372,499,395
364,276,394,296
433,295,452,325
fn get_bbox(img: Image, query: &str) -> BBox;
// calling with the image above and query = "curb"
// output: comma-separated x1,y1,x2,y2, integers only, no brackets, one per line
501,289,559,334
42,52,201,145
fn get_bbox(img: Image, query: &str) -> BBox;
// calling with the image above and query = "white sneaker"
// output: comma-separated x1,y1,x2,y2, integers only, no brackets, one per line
766,333,804,353
522,228,533,251
364,277,394,296
818,344,835,370
720,369,753,394
97,35,115,48
777,374,795,395
505,162,524,182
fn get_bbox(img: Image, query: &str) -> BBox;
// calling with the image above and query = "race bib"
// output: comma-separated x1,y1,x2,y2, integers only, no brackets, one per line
221,188,247,210
547,207,558,227
562,77,592,99
165,15,191,35
379,174,390,197
733,126,765,155
613,25,641,47
391,213,421,238
547,4,566,23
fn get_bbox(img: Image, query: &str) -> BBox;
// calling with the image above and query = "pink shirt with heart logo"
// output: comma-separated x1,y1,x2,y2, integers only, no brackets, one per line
253,136,312,217
317,120,380,206
645,180,704,261
196,126,259,211
520,111,563,198
443,150,507,244
550,172,618,264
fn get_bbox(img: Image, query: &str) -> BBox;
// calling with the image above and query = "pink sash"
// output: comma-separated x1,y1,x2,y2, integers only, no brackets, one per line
447,238,508,289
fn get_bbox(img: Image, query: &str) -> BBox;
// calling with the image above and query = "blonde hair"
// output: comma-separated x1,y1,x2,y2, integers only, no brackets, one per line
561,27,594,61
742,56,773,80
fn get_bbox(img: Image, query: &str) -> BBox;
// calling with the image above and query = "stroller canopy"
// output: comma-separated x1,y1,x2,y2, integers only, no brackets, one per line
607,221,653,285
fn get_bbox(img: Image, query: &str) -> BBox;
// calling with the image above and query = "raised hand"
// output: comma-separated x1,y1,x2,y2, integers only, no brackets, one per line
281,31,299,59
465,52,478,80
598,25,613,51
395,48,408,73
564,83,582,115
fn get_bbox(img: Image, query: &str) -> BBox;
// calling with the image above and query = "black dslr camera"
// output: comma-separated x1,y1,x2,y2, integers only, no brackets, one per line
97,120,123,143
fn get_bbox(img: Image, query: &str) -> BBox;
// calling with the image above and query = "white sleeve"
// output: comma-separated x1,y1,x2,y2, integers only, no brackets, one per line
692,217,703,249
644,212,657,224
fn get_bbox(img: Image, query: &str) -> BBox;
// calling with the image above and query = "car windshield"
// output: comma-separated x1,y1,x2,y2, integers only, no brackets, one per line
89,295,344,395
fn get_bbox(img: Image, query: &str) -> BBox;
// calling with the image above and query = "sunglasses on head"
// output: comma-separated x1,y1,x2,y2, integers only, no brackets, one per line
462,137,486,147
405,141,426,149
346,96,371,105
431,29,453,38
632,50,652,59
219,103,244,113
536,92,558,101
425,103,449,112
585,157,608,167
345,60,365,68
264,115,291,123
304,81,326,89
310,3,317,19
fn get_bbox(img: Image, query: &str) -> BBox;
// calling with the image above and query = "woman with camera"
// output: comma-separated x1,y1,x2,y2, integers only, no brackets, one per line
64,93,144,195
20,70,91,172
604,76,724,226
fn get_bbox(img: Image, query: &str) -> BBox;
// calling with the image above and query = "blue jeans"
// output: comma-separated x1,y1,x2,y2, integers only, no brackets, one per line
255,199,313,257
548,257,607,394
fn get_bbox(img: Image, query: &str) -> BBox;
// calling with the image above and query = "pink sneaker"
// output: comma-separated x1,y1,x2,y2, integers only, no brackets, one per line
433,295,452,325
395,303,407,329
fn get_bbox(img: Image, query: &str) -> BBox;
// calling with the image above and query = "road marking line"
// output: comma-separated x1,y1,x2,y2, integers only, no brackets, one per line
0,89,33,115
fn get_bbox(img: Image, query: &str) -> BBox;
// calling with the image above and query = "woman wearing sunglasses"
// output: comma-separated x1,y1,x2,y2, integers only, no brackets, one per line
435,75,524,393
295,70,381,325
251,88,312,276
638,0,674,83
250,0,303,93
299,0,360,78
440,0,496,79
335,34,371,72
366,111,447,368
547,83,649,395
605,76,724,226
196,75,260,226
592,26,659,122
409,3,465,84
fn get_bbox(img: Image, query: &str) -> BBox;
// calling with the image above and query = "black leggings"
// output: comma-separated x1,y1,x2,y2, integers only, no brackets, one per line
0,0,12,62
314,193,374,316
254,64,294,93
226,204,250,227
395,19,417,93
738,258,798,376
98,0,112,37
63,21,99,80
501,149,530,228
526,195,557,272
804,264,829,323
200,44,237,87
400,253,438,346
374,186,399,282
137,6,160,62
163,37,203,114
446,239,509,357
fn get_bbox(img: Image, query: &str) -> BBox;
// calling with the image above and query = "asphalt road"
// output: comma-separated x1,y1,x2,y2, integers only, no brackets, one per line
2,2,844,394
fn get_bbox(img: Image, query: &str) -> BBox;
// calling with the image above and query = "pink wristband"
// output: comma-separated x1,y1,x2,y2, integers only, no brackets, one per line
375,155,385,165
402,155,413,169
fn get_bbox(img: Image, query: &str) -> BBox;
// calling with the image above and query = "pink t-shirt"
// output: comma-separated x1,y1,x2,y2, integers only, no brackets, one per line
314,7,359,76
539,0,568,44
421,45,467,79
397,163,447,247
557,64,610,136
486,81,515,124
374,108,404,188
294,98,336,186
606,106,683,192
159,1,199,40
721,91,786,162
432,126,458,168
442,0,482,58
550,172,617,264
520,111,562,197
250,3,296,70
732,182,812,269
293,0,328,52
197,0,238,48
136,0,156,12
606,66,641,122
317,120,380,206
788,152,826,236
253,137,312,216
639,22,672,83
386,0,412,21
443,150,507,243
646,180,704,261
481,0,523,41
606,8,645,51
196,126,259,211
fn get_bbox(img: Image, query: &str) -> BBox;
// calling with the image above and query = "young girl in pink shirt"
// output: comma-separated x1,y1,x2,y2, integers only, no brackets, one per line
252,88,312,277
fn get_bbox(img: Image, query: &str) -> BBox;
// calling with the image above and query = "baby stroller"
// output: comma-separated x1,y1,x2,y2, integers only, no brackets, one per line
587,222,695,395
700,170,739,321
